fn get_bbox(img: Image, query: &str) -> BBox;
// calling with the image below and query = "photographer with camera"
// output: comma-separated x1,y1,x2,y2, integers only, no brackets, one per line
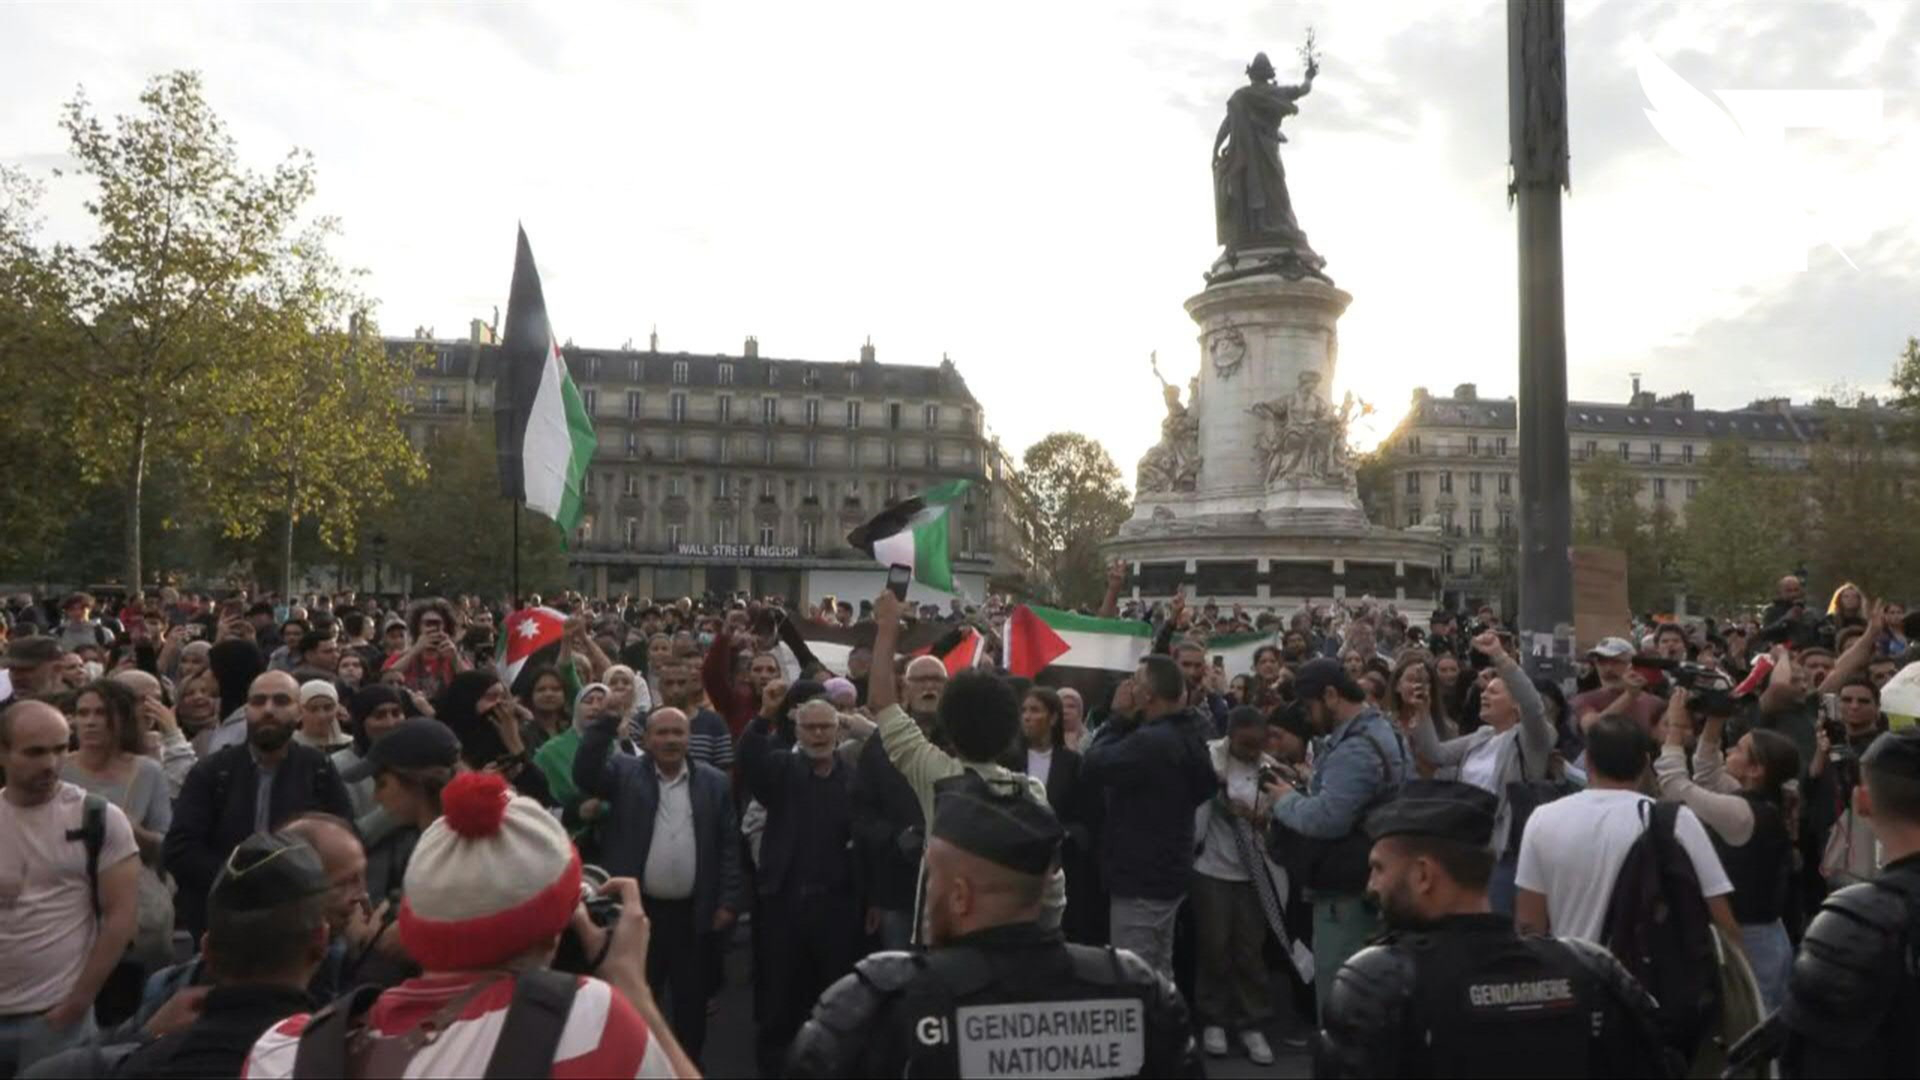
1654,693,1801,1010
243,771,698,1078
1805,678,1886,891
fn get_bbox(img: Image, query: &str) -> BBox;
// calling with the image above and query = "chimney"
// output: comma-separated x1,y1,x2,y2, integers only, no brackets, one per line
1453,383,1477,401
859,336,876,364
743,335,759,358
469,318,495,346
648,326,659,353
1411,386,1430,402
1630,372,1642,400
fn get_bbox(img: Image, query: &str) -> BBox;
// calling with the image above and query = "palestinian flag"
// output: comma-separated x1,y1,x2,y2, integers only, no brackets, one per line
846,480,970,594
795,619,955,675
1003,604,1152,678
501,606,566,694
496,227,596,537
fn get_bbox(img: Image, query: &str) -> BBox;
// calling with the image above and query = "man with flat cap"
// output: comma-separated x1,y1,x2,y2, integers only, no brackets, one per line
785,771,1203,1078
1758,729,1920,1076
1315,780,1673,1079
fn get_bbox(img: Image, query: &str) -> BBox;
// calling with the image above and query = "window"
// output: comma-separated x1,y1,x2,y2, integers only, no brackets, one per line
962,525,974,554
762,436,775,465
924,441,937,467
718,363,734,385
1651,442,1663,463
582,389,598,416
886,441,899,468
1468,472,1482,495
765,366,778,386
1496,436,1509,457
760,523,776,546
1467,435,1479,455
761,397,778,424
1468,509,1483,536
577,517,594,543
849,438,861,467
669,393,687,422
670,435,685,461
924,404,939,430
715,474,730,498
805,479,818,500
1406,435,1422,455
886,478,901,502
585,356,600,380
1439,471,1453,494
626,391,643,420
1405,508,1421,527
624,518,639,548
1618,441,1630,461
1683,444,1695,464
801,520,818,551
429,386,450,411
715,517,735,544
667,523,683,547
1498,473,1512,495
1469,548,1483,574
805,438,818,466
889,403,902,430
1499,510,1513,534
628,358,642,381
805,399,820,426
847,401,861,428
1583,440,1598,460
1440,510,1455,534
435,350,454,375
624,432,640,458
1686,479,1700,497
1653,478,1667,501
671,361,688,384
668,475,684,497
1441,549,1454,574
1406,472,1421,494
963,446,976,465
962,407,975,432
717,395,731,423
622,472,638,496
719,437,732,464
761,476,776,501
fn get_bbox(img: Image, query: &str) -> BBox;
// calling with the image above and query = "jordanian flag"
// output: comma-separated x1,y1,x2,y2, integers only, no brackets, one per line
846,479,970,594
496,227,596,537
1003,603,1153,678
501,606,567,695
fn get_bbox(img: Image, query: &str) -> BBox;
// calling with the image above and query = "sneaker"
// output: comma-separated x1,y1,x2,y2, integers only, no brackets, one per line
1279,1029,1309,1050
1241,1029,1275,1066
1202,1026,1229,1057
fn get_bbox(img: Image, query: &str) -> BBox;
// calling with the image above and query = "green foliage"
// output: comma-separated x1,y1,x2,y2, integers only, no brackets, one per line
1573,455,1681,614
1890,335,1920,414
1794,402,1920,602
1674,442,1796,615
3,71,420,588
1012,433,1133,608
370,419,569,599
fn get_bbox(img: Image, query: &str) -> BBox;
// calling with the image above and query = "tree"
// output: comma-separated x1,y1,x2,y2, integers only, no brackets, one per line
1012,433,1133,608
1795,400,1920,602
1674,442,1798,615
1574,456,1680,615
10,72,378,588
371,419,568,598
1889,335,1920,413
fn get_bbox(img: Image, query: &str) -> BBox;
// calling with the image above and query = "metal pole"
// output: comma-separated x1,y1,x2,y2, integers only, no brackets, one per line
512,500,521,608
1509,0,1574,679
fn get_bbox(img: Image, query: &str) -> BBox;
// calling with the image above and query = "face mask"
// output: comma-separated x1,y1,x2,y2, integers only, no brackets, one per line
82,661,104,681
698,632,715,648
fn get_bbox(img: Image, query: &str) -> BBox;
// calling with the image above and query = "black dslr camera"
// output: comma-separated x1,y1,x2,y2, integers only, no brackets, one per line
554,865,622,974
1635,655,1738,715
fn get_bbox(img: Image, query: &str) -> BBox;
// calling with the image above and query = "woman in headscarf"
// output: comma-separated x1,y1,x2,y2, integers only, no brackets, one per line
332,684,413,824
533,681,616,858
434,669,550,803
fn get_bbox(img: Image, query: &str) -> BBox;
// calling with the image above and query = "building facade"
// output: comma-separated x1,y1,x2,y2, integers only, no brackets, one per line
1374,380,1882,610
393,324,1027,603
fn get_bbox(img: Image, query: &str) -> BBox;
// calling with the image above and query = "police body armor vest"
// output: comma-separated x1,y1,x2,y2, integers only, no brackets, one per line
1406,928,1599,1078
890,942,1157,1079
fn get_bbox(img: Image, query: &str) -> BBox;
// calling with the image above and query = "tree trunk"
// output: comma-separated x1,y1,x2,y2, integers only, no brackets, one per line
283,474,296,603
126,421,148,590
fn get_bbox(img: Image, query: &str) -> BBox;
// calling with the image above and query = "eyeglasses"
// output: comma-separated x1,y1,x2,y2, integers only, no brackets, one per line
248,693,296,708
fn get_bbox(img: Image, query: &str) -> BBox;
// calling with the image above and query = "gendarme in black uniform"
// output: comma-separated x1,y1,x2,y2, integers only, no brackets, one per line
786,772,1201,1078
1775,729,1920,1077
1315,780,1674,1079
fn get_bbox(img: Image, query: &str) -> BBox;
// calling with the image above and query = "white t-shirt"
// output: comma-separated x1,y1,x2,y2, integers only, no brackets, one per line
0,781,139,1012
1026,747,1053,787
1515,787,1733,943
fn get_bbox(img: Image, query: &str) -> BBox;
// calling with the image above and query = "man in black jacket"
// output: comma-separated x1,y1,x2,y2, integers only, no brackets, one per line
738,685,861,1075
1081,653,1219,980
573,704,743,1061
163,671,354,936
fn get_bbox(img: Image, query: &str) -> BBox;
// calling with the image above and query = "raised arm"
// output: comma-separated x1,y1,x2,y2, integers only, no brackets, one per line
1097,559,1126,619
573,711,622,800
701,625,740,716
1653,697,1753,845
1820,601,1885,694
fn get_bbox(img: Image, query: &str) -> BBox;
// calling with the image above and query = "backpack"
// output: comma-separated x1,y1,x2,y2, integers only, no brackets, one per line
1599,800,1721,1060
69,793,109,917
291,970,579,1079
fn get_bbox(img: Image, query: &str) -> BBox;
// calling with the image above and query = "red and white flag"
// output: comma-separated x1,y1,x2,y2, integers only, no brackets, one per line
501,606,567,691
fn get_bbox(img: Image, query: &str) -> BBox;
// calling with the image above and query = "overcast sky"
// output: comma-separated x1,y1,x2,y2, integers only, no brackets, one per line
5,0,1916,478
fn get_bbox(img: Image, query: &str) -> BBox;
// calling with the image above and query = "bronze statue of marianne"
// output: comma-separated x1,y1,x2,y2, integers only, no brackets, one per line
1211,46,1330,284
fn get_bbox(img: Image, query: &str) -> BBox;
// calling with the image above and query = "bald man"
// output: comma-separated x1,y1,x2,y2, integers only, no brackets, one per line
574,701,744,1060
0,701,140,1073
164,671,353,936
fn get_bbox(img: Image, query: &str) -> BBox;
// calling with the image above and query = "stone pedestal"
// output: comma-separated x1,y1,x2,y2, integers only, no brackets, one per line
1111,266,1444,612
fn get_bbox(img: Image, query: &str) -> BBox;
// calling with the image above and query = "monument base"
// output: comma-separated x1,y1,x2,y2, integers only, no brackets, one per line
1105,517,1448,616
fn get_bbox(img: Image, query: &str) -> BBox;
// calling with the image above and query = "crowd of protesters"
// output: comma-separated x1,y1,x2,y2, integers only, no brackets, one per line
0,566,1916,1077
